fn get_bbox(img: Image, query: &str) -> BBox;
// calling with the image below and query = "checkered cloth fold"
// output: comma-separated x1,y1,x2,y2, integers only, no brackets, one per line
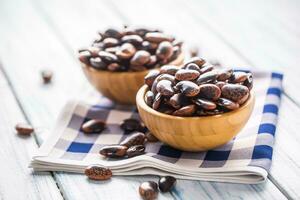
31,70,283,184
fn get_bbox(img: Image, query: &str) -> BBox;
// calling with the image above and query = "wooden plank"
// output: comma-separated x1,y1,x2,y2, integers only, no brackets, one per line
181,0,300,105
0,67,63,199
31,0,289,199
0,0,173,199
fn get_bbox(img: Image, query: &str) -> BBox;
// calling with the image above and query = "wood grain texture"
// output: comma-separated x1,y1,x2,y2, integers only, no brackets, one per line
0,69,63,200
30,0,289,199
137,85,255,151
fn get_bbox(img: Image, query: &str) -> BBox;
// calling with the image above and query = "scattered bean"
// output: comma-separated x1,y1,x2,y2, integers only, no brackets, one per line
120,132,146,147
15,123,34,135
82,119,106,134
139,181,159,200
127,145,146,158
84,165,112,180
158,176,176,192
99,145,128,158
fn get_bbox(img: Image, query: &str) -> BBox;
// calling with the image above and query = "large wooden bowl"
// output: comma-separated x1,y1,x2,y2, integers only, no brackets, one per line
136,85,255,151
81,53,184,105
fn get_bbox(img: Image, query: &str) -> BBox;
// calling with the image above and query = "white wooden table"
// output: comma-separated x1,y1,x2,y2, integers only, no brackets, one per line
0,0,299,199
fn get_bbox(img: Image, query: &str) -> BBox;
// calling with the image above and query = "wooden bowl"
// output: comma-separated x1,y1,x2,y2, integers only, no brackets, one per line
81,53,184,105
136,85,255,151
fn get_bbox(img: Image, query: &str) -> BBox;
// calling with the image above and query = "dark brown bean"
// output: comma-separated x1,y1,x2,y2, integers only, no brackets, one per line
130,50,151,66
107,63,121,71
196,70,218,85
116,43,136,59
84,165,112,180
82,119,106,134
102,37,119,48
144,70,160,87
41,70,53,84
221,84,249,102
237,91,250,105
90,57,107,70
145,131,159,142
145,91,155,106
229,72,248,83
168,93,184,109
103,28,123,39
104,46,119,54
78,50,92,65
141,41,158,52
120,118,143,132
145,55,158,68
173,105,196,116
121,34,143,46
145,32,174,43
155,74,176,84
15,123,34,135
215,81,227,89
175,81,200,97
199,84,221,101
169,46,181,62
88,46,101,57
217,68,233,81
159,65,179,75
152,93,163,110
127,145,146,158
217,98,240,110
158,105,176,115
183,57,206,67
139,181,159,200
199,64,214,74
156,41,174,60
185,63,201,72
158,176,176,193
193,98,217,110
98,51,118,63
120,132,146,147
175,69,200,81
99,145,128,158
243,73,253,90
156,80,174,96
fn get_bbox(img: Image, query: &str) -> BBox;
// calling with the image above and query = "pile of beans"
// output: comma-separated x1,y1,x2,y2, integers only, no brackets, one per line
144,57,253,116
81,117,158,159
78,26,182,72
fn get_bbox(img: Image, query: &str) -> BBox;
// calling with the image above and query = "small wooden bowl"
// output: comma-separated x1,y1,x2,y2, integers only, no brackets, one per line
136,85,255,151
81,53,184,105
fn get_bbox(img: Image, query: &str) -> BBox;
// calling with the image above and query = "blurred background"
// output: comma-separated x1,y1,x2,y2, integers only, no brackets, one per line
1,0,299,143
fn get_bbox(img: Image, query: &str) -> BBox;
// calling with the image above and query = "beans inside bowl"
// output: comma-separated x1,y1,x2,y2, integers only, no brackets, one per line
78,26,183,72
144,57,253,116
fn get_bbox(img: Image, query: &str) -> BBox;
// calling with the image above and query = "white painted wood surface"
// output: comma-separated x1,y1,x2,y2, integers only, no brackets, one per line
0,69,63,199
0,0,299,199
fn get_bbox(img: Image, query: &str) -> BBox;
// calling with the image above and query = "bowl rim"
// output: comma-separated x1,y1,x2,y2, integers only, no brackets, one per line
136,85,255,120
80,51,184,74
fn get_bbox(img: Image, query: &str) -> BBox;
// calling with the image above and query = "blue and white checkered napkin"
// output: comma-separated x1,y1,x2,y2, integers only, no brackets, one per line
31,70,283,184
